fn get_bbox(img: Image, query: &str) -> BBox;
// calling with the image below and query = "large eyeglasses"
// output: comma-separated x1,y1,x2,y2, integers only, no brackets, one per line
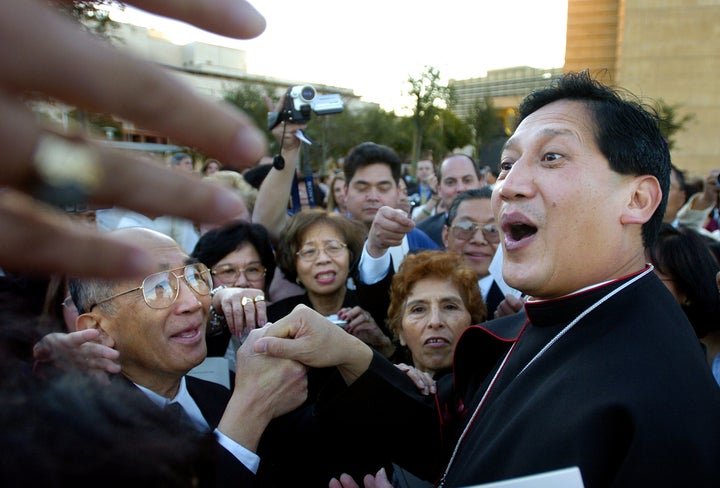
211,263,266,284
450,221,500,244
296,240,348,262
91,263,212,310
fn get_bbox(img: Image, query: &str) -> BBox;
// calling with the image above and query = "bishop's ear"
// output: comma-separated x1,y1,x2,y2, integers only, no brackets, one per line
620,175,663,225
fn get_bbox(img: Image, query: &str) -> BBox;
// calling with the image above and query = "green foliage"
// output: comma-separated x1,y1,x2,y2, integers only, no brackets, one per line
423,109,473,160
653,98,696,150
441,109,473,154
223,84,274,149
64,1,123,39
405,66,455,161
304,105,411,172
221,79,474,174
466,97,505,159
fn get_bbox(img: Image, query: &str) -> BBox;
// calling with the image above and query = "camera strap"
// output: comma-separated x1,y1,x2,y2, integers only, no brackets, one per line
290,143,316,213
302,142,316,208
290,173,301,213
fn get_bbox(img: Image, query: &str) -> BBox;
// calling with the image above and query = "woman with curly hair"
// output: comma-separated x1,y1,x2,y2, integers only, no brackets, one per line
387,250,486,378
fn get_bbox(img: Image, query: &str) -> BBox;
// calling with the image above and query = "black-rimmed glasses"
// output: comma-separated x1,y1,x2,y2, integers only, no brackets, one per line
90,263,212,310
450,221,500,244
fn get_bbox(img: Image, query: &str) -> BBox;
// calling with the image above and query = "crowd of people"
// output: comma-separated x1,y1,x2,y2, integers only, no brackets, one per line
2,1,720,487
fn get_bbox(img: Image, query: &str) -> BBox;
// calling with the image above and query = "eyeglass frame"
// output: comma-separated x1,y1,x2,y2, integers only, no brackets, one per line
295,240,348,262
449,220,500,243
211,263,267,284
88,263,212,311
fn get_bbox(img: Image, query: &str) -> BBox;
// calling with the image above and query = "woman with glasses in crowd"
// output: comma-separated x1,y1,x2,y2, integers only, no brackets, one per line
191,220,276,366
271,209,396,357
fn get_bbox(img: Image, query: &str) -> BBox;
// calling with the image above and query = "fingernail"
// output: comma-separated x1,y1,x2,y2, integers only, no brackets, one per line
230,2,266,38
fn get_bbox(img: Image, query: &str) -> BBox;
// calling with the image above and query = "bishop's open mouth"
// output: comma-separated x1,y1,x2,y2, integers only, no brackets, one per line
507,223,537,241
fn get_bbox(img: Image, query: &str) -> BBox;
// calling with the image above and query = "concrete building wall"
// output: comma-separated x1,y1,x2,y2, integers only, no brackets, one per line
564,0,621,82
564,0,720,176
617,0,720,175
450,67,564,121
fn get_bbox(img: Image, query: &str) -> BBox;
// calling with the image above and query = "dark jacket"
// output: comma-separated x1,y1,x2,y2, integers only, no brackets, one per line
116,375,258,487
309,269,720,487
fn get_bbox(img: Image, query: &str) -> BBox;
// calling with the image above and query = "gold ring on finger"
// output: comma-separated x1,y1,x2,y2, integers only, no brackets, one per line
241,296,253,306
32,134,104,207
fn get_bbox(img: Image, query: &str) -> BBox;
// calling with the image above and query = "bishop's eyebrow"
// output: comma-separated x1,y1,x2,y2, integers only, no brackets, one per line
503,127,576,153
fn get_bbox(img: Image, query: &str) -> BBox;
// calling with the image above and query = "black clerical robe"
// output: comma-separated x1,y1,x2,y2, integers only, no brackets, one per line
313,267,720,487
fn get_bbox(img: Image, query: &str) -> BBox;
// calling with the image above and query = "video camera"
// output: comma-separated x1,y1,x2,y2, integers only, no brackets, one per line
267,85,344,130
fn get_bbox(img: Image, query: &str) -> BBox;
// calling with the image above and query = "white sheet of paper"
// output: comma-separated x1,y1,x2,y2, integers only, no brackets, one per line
489,245,522,298
463,466,585,488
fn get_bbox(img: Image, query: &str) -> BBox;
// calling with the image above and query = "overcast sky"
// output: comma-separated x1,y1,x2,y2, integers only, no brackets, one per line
112,0,568,111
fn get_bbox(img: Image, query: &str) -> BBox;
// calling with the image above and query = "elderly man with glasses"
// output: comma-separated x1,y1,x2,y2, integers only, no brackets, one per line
69,227,307,486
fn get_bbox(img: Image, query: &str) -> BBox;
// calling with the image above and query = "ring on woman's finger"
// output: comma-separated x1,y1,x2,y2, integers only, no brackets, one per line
253,295,265,303
32,134,104,208
363,312,370,321
241,296,253,306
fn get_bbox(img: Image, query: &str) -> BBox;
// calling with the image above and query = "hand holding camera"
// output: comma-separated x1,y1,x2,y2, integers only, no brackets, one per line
267,85,343,130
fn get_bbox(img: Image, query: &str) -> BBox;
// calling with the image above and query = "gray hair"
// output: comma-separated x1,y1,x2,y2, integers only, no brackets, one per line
69,277,118,315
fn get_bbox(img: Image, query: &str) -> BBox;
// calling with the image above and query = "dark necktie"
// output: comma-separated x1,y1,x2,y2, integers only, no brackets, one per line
164,401,193,427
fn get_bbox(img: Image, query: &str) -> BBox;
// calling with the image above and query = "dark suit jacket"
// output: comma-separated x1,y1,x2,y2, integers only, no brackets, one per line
268,269,394,338
186,377,260,487
306,271,720,487
484,280,505,318
115,374,257,487
416,212,446,247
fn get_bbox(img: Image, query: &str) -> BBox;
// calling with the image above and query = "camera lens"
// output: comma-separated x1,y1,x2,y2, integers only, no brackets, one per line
300,85,315,101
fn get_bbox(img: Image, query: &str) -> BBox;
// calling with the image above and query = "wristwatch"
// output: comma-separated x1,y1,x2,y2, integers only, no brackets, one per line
207,285,228,336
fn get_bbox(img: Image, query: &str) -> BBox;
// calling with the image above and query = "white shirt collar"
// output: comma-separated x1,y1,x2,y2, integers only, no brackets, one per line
477,274,494,301
134,376,209,431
